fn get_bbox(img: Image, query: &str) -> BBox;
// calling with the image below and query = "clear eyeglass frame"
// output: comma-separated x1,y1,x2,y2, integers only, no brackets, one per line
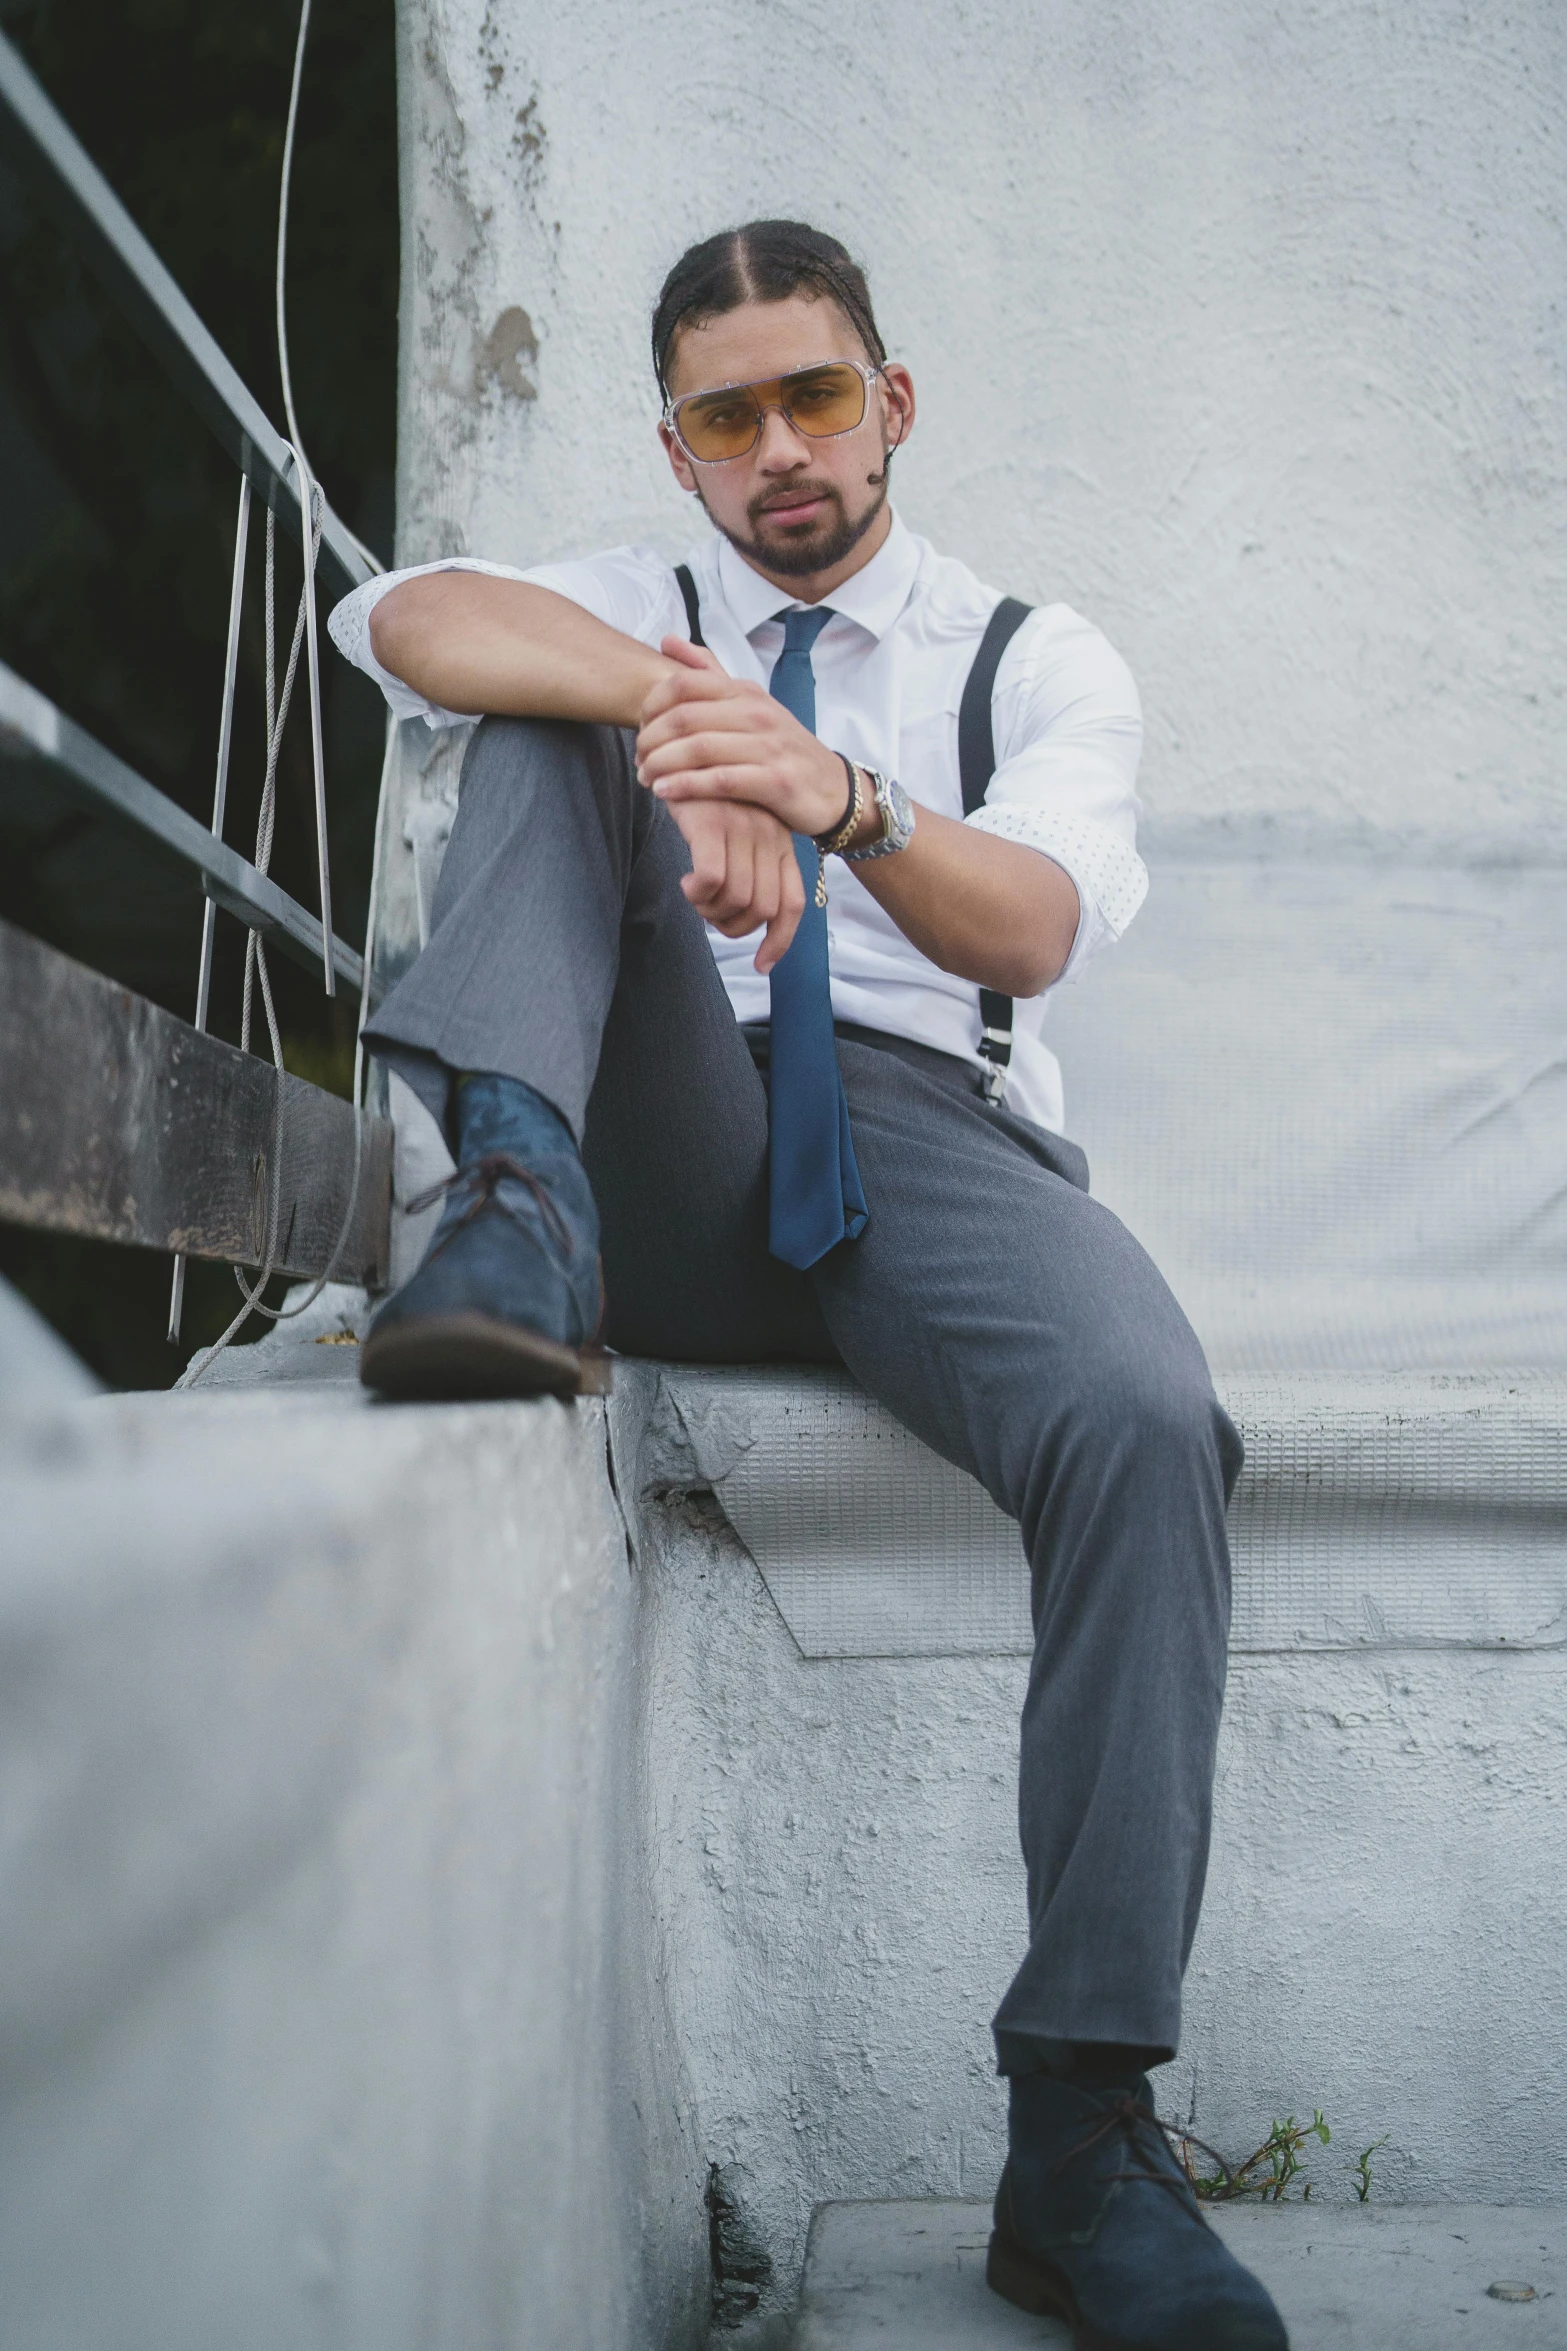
662,358,885,466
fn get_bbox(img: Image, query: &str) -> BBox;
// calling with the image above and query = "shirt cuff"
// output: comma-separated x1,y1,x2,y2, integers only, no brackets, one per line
963,805,1149,986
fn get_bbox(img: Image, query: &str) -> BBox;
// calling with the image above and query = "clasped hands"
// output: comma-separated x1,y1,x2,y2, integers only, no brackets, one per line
635,636,854,974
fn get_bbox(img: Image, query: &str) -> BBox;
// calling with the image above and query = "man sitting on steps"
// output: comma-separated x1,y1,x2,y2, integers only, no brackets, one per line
329,218,1284,2351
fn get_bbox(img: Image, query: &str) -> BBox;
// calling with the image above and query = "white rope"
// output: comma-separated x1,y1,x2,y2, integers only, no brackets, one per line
177,485,372,1388
167,471,255,1344
276,0,383,581
274,0,313,492
355,707,398,1106
174,0,395,1386
239,495,315,1051
175,490,337,1389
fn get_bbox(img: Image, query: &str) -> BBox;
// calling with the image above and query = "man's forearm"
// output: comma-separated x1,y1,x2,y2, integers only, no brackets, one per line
633,658,1082,994
846,806,1081,999
368,573,676,727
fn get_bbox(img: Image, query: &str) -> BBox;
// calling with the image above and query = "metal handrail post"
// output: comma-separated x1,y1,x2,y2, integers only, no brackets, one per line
195,475,253,1033
169,473,253,1341
294,461,335,995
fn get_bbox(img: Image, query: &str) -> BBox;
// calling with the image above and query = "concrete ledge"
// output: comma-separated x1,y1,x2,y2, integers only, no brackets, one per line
793,2198,1565,2349
602,1353,1567,2335
0,1343,707,2351
610,1362,1567,1659
7,1288,1563,2343
164,1308,1567,2339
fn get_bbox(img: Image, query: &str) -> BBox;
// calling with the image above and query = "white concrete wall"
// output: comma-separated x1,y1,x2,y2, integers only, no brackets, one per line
629,1442,1567,2344
0,1304,709,2351
389,0,1566,858
316,12,1567,2337
5,1293,1561,2345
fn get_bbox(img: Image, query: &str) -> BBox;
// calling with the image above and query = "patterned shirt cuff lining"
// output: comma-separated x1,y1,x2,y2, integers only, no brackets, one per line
963,807,1148,937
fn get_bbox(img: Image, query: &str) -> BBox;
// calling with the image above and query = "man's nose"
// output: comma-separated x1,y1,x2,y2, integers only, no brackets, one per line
755,406,811,468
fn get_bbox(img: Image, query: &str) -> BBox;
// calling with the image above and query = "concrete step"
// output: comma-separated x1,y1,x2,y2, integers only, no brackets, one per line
791,2198,1564,2349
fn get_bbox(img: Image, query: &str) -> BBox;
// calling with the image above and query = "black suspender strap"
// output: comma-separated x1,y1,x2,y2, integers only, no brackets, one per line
673,562,705,649
958,595,1034,1103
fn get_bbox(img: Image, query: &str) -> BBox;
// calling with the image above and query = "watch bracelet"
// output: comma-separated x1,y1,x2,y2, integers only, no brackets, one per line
843,770,914,861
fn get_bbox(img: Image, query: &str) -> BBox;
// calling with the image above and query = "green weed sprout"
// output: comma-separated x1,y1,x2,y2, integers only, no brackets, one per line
1182,2111,1332,2204
1352,2136,1391,2203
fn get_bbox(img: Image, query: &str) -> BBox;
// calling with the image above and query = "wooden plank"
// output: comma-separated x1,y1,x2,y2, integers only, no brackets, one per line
0,919,392,1286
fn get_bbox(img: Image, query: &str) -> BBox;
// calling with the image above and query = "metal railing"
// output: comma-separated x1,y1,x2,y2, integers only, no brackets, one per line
0,26,377,999
0,660,373,1001
0,27,393,1332
0,30,371,606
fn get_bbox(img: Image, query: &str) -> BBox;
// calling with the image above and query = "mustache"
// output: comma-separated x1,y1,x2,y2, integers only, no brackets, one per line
748,481,844,526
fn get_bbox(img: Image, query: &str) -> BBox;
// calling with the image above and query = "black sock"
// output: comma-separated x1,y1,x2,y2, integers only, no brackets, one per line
1067,2042,1165,2086
1000,2036,1168,2085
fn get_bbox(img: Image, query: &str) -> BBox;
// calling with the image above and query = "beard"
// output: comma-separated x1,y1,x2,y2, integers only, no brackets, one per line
698,467,891,580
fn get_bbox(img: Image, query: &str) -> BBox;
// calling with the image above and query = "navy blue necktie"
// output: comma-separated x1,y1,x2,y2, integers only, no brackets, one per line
765,607,869,1268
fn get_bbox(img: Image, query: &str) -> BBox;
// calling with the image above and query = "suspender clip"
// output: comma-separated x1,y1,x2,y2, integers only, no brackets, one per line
978,1034,1011,1106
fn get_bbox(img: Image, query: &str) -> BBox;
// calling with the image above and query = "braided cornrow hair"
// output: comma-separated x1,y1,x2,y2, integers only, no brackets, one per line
651,219,887,400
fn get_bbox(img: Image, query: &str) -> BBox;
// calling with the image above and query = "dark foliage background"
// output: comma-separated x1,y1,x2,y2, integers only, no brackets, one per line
0,0,397,1384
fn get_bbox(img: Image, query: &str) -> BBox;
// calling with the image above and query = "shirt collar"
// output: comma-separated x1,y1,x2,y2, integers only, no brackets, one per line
713,509,921,644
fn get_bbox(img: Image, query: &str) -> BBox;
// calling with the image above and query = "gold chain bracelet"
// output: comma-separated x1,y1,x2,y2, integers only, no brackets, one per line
812,755,865,904
813,755,864,855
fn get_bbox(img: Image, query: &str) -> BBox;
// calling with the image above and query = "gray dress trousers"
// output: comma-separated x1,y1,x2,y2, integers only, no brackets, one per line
364,715,1242,2069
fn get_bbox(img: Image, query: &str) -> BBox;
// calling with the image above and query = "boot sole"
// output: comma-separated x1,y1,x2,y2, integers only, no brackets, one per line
986,2230,1127,2350
360,1312,613,1403
986,2229,1076,2323
987,2226,1284,2351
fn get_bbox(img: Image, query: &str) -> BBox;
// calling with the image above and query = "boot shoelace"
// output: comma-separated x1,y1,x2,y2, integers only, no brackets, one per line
1054,2094,1234,2202
408,1152,577,1271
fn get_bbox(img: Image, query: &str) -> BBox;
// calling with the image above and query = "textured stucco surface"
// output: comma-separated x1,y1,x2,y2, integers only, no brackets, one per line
387,0,1567,864
629,1471,1566,2341
609,1361,1567,2336
373,0,1567,1003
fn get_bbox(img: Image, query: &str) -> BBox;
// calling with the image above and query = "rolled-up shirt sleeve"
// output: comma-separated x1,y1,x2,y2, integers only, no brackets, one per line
326,547,685,728
963,602,1148,985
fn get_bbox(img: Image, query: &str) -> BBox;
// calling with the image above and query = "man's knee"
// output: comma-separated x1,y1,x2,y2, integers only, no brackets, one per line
1060,1322,1236,1488
439,715,638,896
461,712,631,799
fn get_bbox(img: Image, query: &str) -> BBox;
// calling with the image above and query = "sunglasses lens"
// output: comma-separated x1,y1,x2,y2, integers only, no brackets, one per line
678,386,764,461
782,362,867,438
675,364,869,459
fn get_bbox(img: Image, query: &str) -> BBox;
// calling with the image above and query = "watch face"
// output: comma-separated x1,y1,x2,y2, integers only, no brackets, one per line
885,778,915,850
843,772,914,861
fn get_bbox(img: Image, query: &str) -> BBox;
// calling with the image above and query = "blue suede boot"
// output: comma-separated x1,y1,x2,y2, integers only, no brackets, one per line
988,2072,1289,2349
361,1072,609,1401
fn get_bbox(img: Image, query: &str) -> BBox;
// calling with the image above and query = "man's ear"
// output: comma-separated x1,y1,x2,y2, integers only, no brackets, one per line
879,361,915,453
658,420,700,495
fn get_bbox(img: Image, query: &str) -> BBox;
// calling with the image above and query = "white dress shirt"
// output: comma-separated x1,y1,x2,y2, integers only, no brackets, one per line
328,513,1146,1134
